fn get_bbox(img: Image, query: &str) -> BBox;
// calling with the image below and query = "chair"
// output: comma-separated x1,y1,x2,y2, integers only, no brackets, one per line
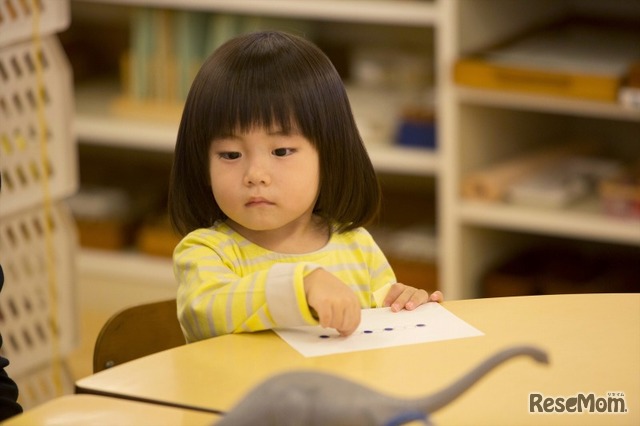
93,298,186,373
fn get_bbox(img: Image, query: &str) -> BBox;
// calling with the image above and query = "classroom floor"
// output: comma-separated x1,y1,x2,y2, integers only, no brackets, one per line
66,306,111,381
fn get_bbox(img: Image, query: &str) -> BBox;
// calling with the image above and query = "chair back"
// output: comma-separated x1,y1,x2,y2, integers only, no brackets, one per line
93,298,185,373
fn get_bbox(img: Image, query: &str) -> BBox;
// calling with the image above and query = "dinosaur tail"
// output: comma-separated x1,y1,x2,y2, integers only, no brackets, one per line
416,345,549,414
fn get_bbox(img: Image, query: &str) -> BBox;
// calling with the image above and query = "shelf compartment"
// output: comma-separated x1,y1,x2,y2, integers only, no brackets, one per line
454,17,640,101
0,37,78,217
458,199,640,247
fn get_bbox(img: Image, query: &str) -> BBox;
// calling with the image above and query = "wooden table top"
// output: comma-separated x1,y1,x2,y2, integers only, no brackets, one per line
76,294,640,426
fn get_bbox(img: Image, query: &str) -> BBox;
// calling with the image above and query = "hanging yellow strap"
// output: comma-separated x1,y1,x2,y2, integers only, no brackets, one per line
31,0,63,397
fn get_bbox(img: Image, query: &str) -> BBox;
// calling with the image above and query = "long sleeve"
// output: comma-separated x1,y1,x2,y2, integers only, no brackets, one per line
174,228,319,342
173,223,397,342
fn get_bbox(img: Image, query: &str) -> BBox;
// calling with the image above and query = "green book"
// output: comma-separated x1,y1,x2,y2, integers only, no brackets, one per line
175,11,208,101
130,8,154,100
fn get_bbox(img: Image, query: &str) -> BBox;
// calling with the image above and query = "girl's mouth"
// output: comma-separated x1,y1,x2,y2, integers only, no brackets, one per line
246,197,274,207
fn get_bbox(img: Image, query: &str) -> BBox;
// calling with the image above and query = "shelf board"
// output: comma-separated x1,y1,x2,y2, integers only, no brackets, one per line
76,114,178,151
76,0,440,26
456,87,640,122
78,248,176,285
74,84,441,176
76,111,439,175
368,145,439,176
458,199,640,247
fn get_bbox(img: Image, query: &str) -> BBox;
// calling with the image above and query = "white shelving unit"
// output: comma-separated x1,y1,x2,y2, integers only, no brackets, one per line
70,0,639,300
445,0,640,298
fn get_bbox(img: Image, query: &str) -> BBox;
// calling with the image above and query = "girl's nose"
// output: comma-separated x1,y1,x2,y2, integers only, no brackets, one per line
244,162,271,186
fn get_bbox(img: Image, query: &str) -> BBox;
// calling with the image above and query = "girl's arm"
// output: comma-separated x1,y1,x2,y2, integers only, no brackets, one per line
174,232,319,342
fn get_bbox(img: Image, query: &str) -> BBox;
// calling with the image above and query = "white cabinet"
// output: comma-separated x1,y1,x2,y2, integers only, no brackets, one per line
69,0,639,300
445,0,640,297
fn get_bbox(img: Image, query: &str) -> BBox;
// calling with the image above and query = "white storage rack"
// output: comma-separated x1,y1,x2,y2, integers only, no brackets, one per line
71,0,640,301
0,0,78,409
0,0,70,48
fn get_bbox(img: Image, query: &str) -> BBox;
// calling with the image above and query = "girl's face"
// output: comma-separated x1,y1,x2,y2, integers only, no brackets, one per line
209,126,320,237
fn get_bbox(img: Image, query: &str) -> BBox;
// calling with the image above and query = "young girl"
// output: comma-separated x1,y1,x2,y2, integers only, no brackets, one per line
168,30,442,343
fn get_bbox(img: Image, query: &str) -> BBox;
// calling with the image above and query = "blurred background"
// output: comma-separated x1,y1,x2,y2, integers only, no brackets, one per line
1,0,638,411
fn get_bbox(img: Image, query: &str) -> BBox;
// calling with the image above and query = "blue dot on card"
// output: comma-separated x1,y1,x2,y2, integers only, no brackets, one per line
319,335,330,339
416,323,426,327
363,330,373,334
384,327,394,331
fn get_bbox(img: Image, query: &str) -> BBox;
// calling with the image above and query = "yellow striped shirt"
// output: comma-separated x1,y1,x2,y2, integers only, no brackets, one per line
173,221,396,342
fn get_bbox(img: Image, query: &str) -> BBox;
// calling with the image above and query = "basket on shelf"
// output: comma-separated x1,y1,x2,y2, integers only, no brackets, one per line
0,202,78,376
0,0,78,410
0,36,77,218
0,0,70,49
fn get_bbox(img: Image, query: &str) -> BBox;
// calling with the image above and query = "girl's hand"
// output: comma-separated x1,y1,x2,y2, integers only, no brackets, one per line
304,269,361,336
383,283,444,312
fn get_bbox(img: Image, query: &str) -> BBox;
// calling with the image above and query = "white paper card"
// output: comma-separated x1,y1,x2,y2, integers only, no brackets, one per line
274,303,484,357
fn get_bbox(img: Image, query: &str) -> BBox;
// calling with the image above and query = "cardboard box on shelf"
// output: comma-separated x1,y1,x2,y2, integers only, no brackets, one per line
598,162,640,219
136,214,181,258
454,18,640,102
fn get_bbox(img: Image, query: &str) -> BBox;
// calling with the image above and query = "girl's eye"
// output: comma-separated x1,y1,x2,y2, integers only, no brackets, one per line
272,148,295,157
219,152,241,160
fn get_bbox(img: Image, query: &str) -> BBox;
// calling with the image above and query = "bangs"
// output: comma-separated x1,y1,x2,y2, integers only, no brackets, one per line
211,72,301,136
190,31,338,144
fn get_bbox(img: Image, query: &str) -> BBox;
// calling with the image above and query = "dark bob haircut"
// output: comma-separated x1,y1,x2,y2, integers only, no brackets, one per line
168,31,380,236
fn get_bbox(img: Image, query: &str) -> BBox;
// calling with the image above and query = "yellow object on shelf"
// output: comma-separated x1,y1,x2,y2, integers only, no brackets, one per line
110,94,183,123
454,18,640,102
136,215,181,258
454,57,621,101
